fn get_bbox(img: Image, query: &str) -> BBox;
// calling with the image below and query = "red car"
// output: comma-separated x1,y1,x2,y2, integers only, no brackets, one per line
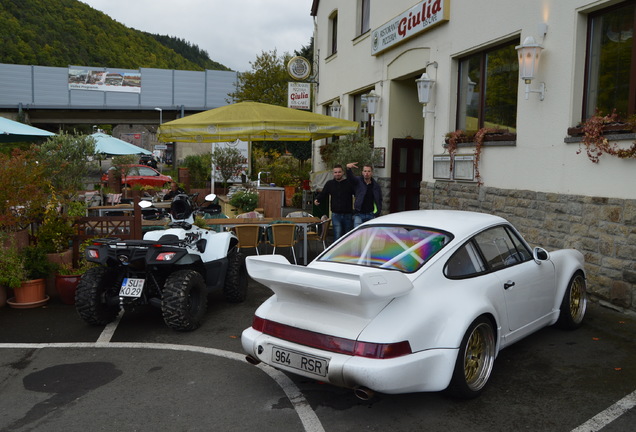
102,164,172,188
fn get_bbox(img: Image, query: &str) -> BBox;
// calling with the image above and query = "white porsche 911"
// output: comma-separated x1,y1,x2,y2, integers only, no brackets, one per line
241,210,587,399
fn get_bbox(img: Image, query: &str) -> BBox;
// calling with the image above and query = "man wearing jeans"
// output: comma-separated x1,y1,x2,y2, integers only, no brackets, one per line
346,162,382,228
314,164,354,240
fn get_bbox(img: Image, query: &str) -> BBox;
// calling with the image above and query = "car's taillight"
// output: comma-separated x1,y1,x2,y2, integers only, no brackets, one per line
87,249,99,259
156,252,177,261
251,316,412,359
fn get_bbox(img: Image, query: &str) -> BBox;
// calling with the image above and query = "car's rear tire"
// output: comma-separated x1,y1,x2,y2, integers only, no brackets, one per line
161,269,207,331
556,272,587,329
223,249,248,303
75,266,121,325
446,316,496,399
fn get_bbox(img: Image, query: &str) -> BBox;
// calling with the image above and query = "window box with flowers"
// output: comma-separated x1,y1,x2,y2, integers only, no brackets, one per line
566,111,636,163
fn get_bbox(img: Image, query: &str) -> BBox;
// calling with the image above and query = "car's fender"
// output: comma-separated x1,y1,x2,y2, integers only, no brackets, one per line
545,249,586,321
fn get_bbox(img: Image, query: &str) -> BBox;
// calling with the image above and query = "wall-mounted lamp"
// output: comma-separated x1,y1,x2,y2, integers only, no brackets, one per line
515,36,545,100
416,72,436,117
329,100,341,118
366,90,381,126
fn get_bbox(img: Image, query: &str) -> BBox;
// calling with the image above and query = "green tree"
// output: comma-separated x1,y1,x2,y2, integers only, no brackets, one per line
0,0,229,70
37,132,96,199
183,153,212,188
320,134,382,170
211,147,245,190
228,49,290,105
0,148,49,231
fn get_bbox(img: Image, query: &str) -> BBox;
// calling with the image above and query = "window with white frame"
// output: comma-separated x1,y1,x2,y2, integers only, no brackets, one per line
329,11,338,56
358,0,370,36
457,40,519,132
584,2,635,119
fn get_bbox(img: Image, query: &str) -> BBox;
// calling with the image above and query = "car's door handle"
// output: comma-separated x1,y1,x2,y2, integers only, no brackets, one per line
504,280,515,290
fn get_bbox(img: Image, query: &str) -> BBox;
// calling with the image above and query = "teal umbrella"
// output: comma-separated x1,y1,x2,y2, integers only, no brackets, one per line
91,133,152,156
0,116,56,143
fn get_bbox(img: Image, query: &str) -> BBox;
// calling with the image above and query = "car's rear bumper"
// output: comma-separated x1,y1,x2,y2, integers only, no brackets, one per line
241,327,457,394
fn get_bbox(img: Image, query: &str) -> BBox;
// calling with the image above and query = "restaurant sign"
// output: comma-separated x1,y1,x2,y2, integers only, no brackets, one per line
371,0,449,56
288,82,311,110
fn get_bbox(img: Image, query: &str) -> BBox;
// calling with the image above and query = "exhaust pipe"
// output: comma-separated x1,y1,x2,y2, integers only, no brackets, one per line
245,355,261,365
353,386,375,400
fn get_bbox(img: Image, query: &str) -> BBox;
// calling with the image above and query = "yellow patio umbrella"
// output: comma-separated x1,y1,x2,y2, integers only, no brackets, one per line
157,101,359,143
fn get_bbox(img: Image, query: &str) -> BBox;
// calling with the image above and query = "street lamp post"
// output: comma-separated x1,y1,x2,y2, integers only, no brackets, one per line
154,107,163,124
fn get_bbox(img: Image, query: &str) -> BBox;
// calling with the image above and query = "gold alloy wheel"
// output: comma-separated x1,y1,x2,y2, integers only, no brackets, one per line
464,322,495,391
569,274,587,323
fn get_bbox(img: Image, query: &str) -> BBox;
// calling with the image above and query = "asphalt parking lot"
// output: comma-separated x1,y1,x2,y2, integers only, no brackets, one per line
1,267,635,432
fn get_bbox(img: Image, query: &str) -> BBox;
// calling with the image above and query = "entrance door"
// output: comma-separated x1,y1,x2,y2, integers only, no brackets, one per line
390,138,423,213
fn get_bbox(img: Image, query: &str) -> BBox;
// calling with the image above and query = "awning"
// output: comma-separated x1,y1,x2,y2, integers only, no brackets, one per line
157,101,359,143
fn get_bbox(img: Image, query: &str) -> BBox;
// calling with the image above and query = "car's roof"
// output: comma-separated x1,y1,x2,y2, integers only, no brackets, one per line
365,210,508,239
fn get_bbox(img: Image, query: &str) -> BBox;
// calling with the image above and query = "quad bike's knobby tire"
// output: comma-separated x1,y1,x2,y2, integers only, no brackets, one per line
223,249,248,303
75,266,121,325
161,269,207,331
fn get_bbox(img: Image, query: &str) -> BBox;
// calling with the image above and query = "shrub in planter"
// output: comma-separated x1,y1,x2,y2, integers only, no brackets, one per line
0,240,26,290
22,245,58,281
229,190,259,213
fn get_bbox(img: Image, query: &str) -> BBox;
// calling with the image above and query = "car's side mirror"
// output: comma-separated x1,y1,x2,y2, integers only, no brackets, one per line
533,247,550,264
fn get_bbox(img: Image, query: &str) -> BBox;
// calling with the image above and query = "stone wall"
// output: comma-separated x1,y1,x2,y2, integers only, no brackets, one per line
419,181,636,313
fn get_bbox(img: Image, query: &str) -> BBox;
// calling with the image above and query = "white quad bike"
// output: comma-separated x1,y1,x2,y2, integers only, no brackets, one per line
75,193,247,331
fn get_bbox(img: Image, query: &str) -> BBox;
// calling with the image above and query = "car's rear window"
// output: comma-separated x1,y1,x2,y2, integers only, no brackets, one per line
319,225,452,272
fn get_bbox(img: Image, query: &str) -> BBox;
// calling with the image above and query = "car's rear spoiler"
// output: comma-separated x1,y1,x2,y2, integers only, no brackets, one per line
246,255,414,319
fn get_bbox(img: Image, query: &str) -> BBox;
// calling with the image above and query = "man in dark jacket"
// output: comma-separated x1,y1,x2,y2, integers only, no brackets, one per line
314,164,354,240
346,162,382,228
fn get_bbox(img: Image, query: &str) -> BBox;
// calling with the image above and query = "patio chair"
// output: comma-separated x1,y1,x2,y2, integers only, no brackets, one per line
306,218,331,252
233,224,263,255
267,223,297,264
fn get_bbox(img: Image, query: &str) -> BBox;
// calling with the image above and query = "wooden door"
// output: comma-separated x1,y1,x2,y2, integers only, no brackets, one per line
390,138,423,213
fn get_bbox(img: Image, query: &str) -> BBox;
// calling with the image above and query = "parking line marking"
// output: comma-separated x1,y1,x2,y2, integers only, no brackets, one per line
96,311,122,343
0,342,325,432
571,389,636,432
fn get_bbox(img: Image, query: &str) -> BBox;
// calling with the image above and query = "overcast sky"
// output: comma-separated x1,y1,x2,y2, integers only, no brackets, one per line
81,0,314,72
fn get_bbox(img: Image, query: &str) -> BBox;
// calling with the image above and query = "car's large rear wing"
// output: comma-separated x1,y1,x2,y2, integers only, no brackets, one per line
246,255,414,319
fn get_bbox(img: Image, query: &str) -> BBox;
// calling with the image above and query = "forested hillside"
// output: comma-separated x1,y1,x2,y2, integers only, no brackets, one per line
0,0,230,71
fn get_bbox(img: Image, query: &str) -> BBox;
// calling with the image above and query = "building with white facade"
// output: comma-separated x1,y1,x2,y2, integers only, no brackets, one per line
310,0,636,312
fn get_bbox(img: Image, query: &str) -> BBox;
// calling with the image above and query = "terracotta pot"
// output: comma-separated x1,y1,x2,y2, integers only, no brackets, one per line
284,186,296,207
9,278,49,308
55,274,81,305
46,249,73,269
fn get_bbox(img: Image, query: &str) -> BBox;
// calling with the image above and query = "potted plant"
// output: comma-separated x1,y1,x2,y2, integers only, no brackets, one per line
55,261,94,305
6,244,56,308
229,189,259,213
0,239,26,307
